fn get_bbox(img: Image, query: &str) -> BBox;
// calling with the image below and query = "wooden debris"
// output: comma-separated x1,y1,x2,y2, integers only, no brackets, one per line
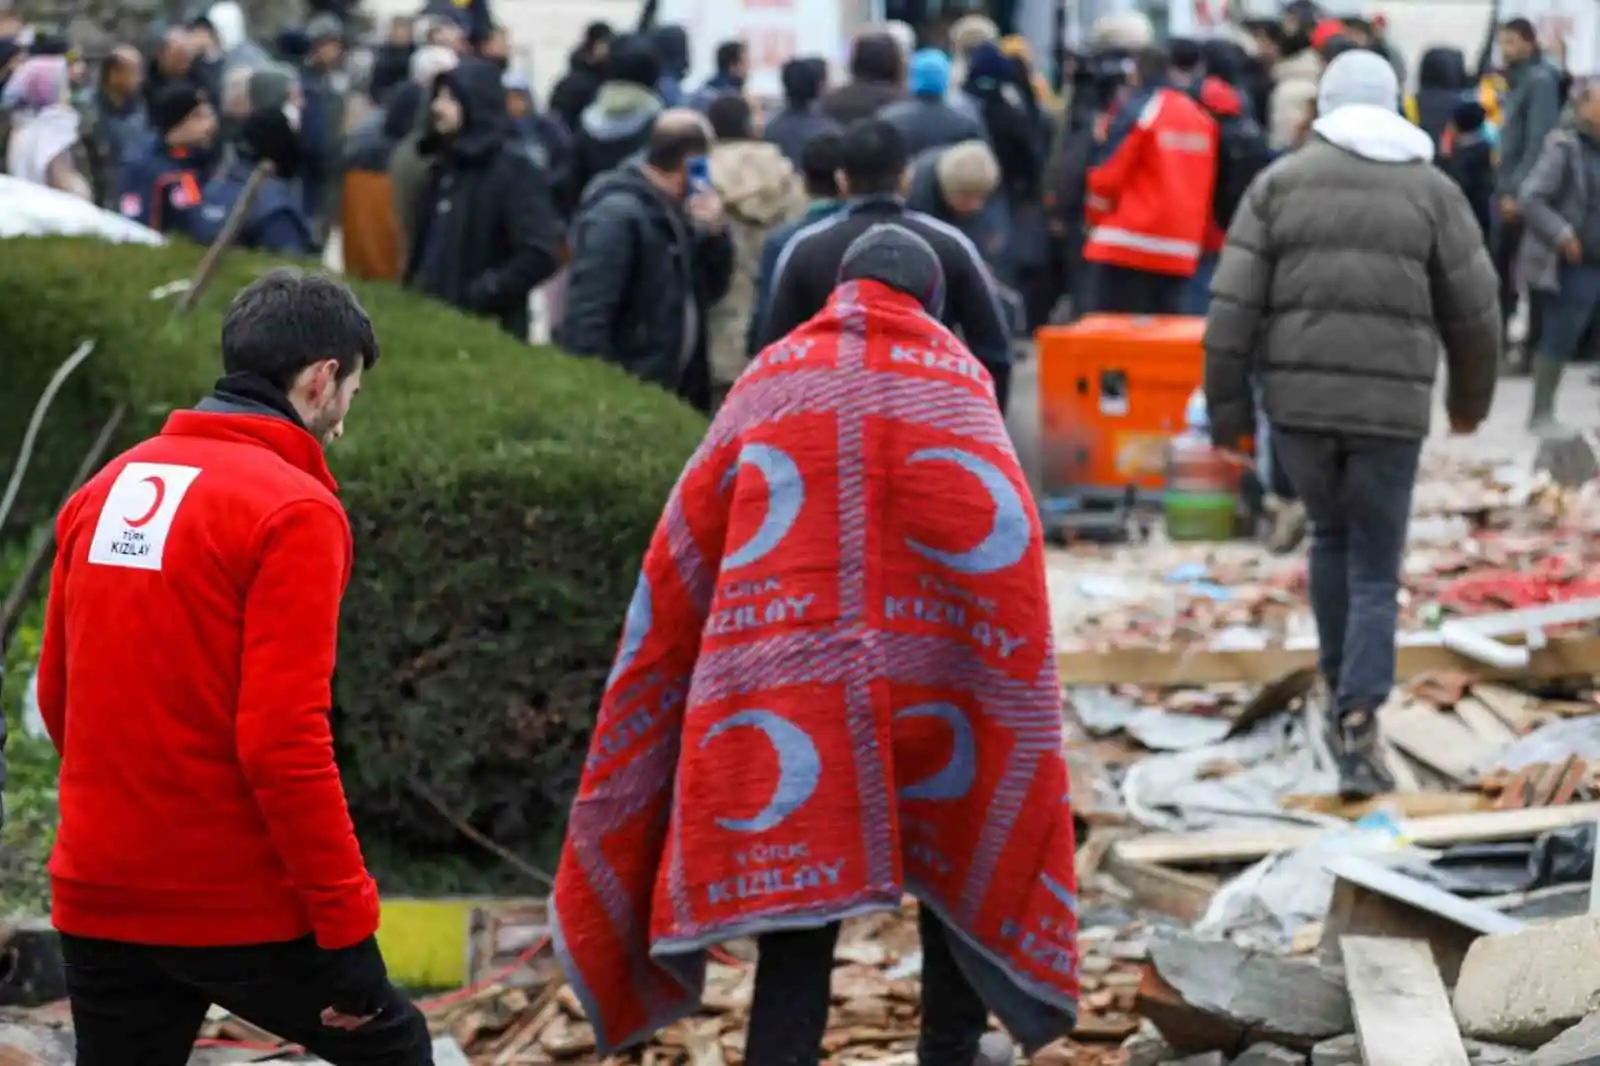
1340,937,1469,1066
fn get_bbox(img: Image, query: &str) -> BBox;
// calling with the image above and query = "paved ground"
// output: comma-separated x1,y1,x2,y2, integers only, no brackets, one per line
1005,353,1600,489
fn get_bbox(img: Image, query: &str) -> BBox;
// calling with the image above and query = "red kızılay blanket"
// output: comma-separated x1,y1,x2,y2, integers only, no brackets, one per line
551,279,1080,1054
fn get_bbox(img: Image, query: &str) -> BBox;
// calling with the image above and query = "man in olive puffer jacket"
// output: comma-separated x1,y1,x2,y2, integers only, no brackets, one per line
1204,50,1500,800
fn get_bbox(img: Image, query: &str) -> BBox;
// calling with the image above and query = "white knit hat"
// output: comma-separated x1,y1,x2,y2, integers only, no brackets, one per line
1317,49,1400,114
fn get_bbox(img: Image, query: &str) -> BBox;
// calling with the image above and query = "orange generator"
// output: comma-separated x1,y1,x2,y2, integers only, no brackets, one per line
1035,315,1206,521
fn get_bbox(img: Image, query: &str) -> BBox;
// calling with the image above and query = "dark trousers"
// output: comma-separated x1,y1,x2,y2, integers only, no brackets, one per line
1273,431,1420,714
745,907,989,1066
60,934,433,1066
1496,213,1543,359
1089,263,1188,316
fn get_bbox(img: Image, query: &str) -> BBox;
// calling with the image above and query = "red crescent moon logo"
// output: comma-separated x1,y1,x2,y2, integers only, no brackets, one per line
124,476,166,528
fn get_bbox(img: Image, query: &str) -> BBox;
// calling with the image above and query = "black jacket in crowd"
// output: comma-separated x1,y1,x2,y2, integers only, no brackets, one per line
562,162,734,413
764,105,841,167
404,59,561,338
549,49,606,131
755,195,1014,410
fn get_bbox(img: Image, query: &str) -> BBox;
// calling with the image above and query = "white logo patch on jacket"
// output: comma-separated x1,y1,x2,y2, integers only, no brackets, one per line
86,462,202,571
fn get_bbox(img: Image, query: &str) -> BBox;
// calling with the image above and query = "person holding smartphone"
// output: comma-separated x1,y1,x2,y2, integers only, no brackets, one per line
563,108,735,413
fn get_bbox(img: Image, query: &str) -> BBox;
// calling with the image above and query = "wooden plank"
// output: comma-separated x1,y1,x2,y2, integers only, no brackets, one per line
1324,855,1524,937
1111,802,1600,866
1282,792,1492,820
1453,696,1520,746
1381,699,1500,784
1340,937,1469,1066
1056,635,1600,687
1471,684,1545,733
1099,850,1218,924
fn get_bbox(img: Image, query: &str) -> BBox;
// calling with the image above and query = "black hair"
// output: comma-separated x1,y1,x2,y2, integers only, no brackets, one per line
838,118,908,196
607,34,663,88
706,92,753,139
221,269,378,390
1134,46,1169,86
781,56,827,107
1168,37,1202,73
1343,16,1373,34
799,128,842,197
1244,19,1288,52
1501,17,1537,44
583,20,613,49
644,117,710,171
1319,35,1361,61
850,32,903,84
715,39,746,75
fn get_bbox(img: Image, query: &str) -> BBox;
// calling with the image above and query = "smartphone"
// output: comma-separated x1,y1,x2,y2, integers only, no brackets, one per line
685,154,711,194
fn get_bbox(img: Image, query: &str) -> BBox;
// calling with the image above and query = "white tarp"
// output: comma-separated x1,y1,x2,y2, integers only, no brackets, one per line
0,175,164,245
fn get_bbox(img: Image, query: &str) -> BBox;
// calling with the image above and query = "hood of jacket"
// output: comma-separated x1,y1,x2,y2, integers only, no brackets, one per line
709,139,801,226
423,58,509,160
1197,75,1243,117
383,80,423,141
651,25,691,79
1313,103,1435,163
581,80,662,141
1418,47,1467,91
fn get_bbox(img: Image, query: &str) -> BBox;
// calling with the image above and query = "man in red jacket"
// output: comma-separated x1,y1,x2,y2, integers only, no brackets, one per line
36,269,432,1066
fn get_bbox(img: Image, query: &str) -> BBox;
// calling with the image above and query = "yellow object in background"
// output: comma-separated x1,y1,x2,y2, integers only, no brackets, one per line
375,897,484,990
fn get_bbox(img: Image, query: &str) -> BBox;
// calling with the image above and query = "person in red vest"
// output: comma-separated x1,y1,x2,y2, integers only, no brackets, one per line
1083,47,1218,314
35,269,433,1066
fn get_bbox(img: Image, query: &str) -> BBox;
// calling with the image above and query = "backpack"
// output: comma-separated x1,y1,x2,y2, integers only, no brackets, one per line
1202,100,1271,231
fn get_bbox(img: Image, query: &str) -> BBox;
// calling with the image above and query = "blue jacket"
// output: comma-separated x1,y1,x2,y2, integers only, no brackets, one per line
748,199,844,355
115,135,210,236
191,162,316,255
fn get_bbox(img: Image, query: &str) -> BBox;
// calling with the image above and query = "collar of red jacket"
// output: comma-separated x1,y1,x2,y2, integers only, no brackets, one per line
160,410,338,493
830,277,934,317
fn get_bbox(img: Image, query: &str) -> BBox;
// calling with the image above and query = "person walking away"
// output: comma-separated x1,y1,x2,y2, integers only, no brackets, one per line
297,15,347,239
1083,47,1217,315
688,39,746,113
881,49,985,158
764,57,838,166
1203,50,1499,799
1404,47,1469,154
558,35,663,217
404,58,561,340
1496,18,1565,370
818,32,905,126
3,55,91,198
1186,67,1271,315
36,269,433,1066
116,84,217,234
562,109,734,412
79,45,148,208
749,128,846,353
548,21,610,132
504,72,571,180
1440,99,1494,246
1267,16,1321,150
388,44,457,270
552,221,1078,1066
757,119,1014,411
369,15,415,105
649,24,691,107
1514,80,1600,434
703,93,806,409
193,101,315,254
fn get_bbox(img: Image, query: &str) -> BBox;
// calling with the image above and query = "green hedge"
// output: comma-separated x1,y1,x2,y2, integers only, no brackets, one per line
0,238,705,880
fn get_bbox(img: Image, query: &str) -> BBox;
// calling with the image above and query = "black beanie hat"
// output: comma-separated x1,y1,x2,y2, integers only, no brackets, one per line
151,83,204,134
607,34,661,89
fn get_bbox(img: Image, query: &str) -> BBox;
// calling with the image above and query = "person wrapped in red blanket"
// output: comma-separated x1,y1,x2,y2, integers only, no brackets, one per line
552,223,1080,1065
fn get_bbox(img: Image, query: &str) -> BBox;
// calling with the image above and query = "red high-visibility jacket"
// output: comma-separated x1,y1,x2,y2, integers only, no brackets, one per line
1085,86,1219,277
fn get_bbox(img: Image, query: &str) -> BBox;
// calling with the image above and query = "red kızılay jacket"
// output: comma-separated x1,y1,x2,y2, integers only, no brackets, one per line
1085,85,1219,278
37,409,380,950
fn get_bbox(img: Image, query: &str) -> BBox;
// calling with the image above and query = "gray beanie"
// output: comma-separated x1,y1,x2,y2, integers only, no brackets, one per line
247,62,297,112
838,223,946,316
1317,49,1400,114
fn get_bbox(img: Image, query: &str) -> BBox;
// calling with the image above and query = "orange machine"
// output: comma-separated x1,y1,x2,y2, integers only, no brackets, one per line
1035,315,1206,511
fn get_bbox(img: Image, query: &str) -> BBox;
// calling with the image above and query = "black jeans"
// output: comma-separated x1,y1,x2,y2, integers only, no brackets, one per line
1089,263,1188,316
60,934,433,1066
744,907,989,1066
1273,430,1421,714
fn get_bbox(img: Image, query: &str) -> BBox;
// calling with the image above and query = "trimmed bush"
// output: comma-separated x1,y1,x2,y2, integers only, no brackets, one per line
0,238,705,879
